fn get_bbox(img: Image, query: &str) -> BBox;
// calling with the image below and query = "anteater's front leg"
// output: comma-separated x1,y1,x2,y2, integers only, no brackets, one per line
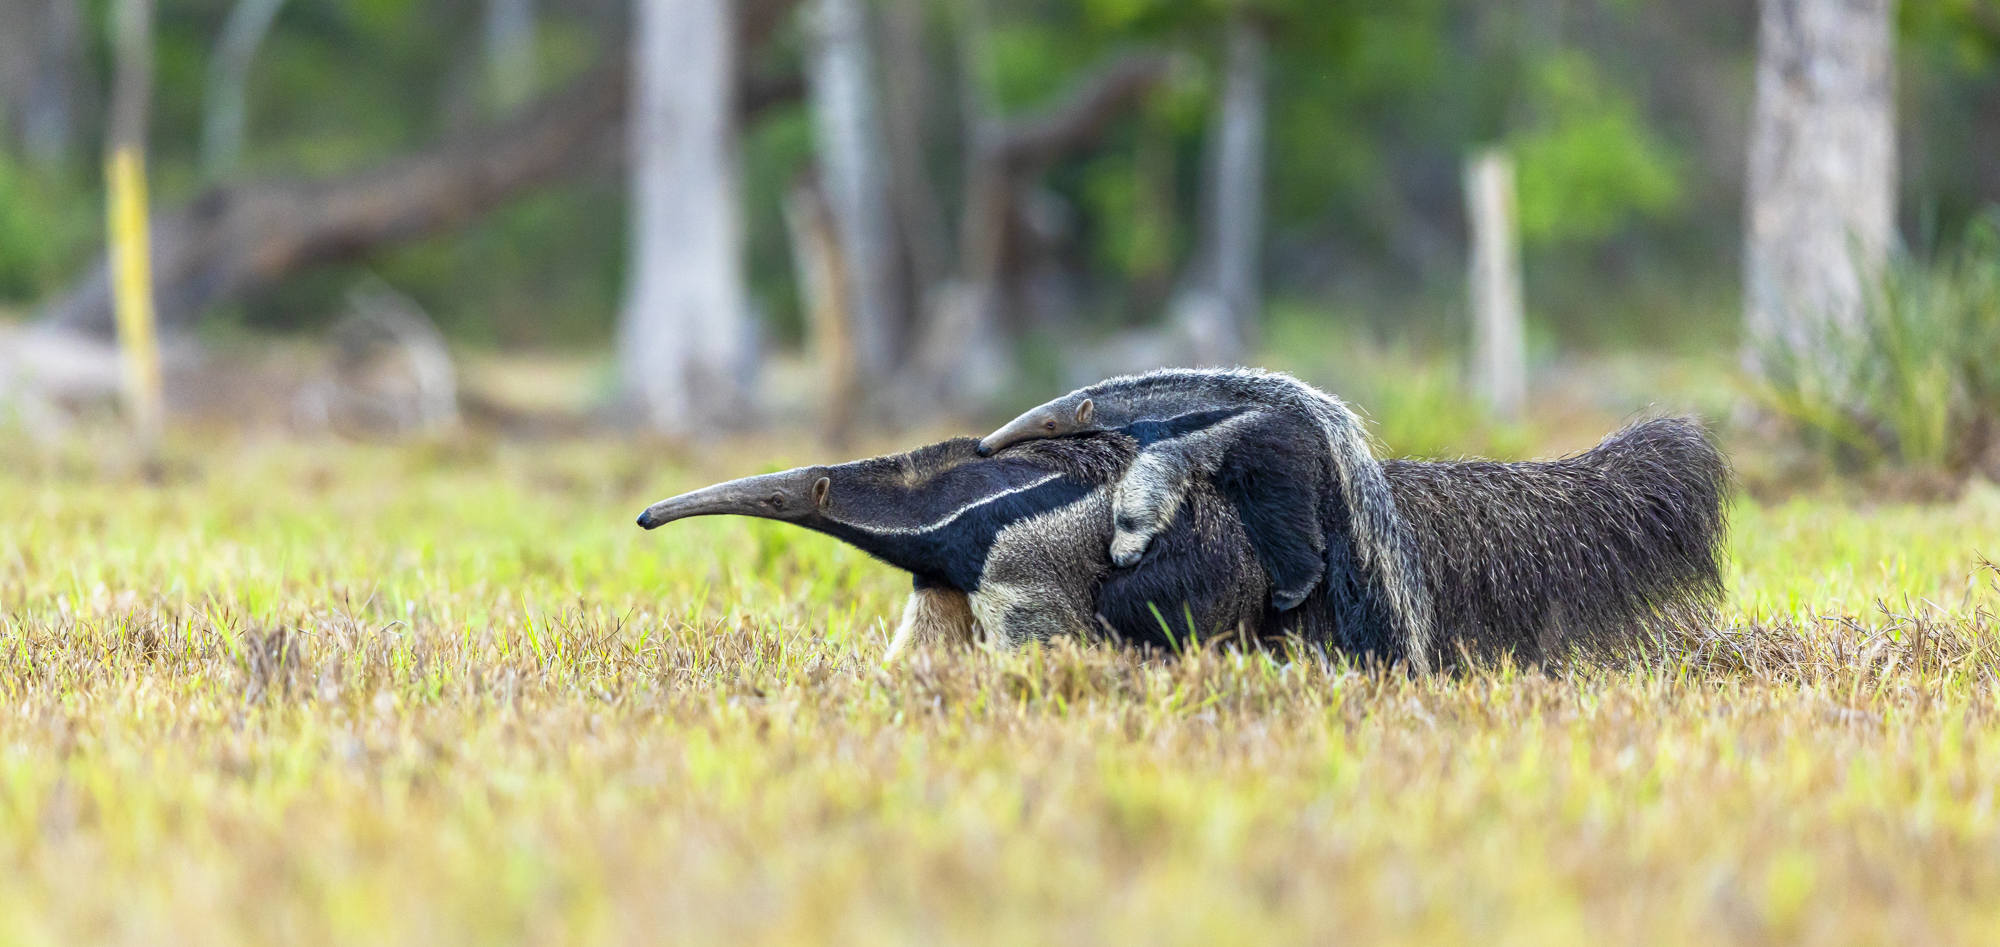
883,577,980,661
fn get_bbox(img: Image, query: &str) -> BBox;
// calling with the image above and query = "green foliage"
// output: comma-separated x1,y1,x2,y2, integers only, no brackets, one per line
0,0,1920,360
1901,0,2000,72
1079,134,1180,286
1509,51,1683,246
1355,358,1534,460
742,105,817,347
986,23,1102,115
0,154,96,304
1759,215,2000,476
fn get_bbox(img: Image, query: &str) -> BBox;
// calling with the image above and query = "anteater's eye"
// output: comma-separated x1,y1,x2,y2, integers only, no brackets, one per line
1043,420,1057,430
767,493,786,508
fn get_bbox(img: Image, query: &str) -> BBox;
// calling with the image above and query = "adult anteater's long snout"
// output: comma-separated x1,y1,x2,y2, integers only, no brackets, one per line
636,467,830,529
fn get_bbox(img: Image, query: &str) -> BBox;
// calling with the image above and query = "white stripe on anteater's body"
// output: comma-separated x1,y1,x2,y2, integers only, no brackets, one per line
825,472,1064,537
970,475,1272,648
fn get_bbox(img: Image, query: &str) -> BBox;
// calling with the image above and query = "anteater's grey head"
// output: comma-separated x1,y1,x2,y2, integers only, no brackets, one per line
637,466,834,529
977,396,1095,456
638,439,1011,531
636,437,1131,588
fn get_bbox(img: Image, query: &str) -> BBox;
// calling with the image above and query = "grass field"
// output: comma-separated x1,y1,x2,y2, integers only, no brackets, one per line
4,431,2000,945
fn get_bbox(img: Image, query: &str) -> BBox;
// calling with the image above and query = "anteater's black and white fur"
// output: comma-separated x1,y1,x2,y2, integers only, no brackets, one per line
637,416,1729,668
636,433,1275,657
980,369,1436,668
1383,417,1730,665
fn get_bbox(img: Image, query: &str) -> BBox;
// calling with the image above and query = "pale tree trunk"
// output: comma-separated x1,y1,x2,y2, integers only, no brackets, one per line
0,0,84,167
804,0,896,379
619,0,752,434
1744,0,1896,371
484,0,537,112
201,0,287,180
1206,16,1266,364
1465,149,1525,421
0,0,29,150
877,0,950,308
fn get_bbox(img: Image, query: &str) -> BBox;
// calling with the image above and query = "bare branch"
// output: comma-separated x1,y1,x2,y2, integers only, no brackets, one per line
41,59,625,335
995,51,1173,172
40,0,808,337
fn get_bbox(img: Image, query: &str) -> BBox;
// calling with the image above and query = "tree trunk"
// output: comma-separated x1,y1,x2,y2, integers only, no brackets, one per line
201,0,288,180
0,0,26,151
0,0,85,167
907,27,1011,417
804,0,897,378
1744,0,1896,370
877,0,950,316
618,0,752,434
1207,16,1266,363
484,0,538,112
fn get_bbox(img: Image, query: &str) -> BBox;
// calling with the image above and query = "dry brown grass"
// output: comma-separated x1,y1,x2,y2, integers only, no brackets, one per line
3,434,1999,945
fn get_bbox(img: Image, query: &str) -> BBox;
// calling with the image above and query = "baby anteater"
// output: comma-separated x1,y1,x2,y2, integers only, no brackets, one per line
979,368,1436,668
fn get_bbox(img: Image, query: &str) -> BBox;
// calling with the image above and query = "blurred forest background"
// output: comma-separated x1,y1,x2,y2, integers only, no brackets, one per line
2,0,1999,477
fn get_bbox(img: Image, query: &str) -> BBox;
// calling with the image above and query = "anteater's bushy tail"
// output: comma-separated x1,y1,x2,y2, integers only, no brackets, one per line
1383,417,1730,665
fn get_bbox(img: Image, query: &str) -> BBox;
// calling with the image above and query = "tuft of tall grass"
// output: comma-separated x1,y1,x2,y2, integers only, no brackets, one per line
1758,216,2000,478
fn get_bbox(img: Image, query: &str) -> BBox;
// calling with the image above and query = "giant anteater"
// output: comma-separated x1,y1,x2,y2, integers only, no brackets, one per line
637,416,1729,668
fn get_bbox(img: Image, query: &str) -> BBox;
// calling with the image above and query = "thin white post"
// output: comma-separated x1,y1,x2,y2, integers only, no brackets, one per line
1465,148,1525,422
1210,16,1266,361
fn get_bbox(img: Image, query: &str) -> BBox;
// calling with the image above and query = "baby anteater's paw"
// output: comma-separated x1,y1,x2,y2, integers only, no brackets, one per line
1109,527,1152,568
1270,585,1312,612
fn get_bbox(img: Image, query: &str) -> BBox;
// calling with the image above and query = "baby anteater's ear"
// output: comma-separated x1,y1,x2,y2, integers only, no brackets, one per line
812,476,831,510
1076,398,1094,425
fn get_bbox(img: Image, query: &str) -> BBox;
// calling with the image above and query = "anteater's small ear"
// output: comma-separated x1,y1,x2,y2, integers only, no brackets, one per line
812,476,831,509
1076,398,1094,425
